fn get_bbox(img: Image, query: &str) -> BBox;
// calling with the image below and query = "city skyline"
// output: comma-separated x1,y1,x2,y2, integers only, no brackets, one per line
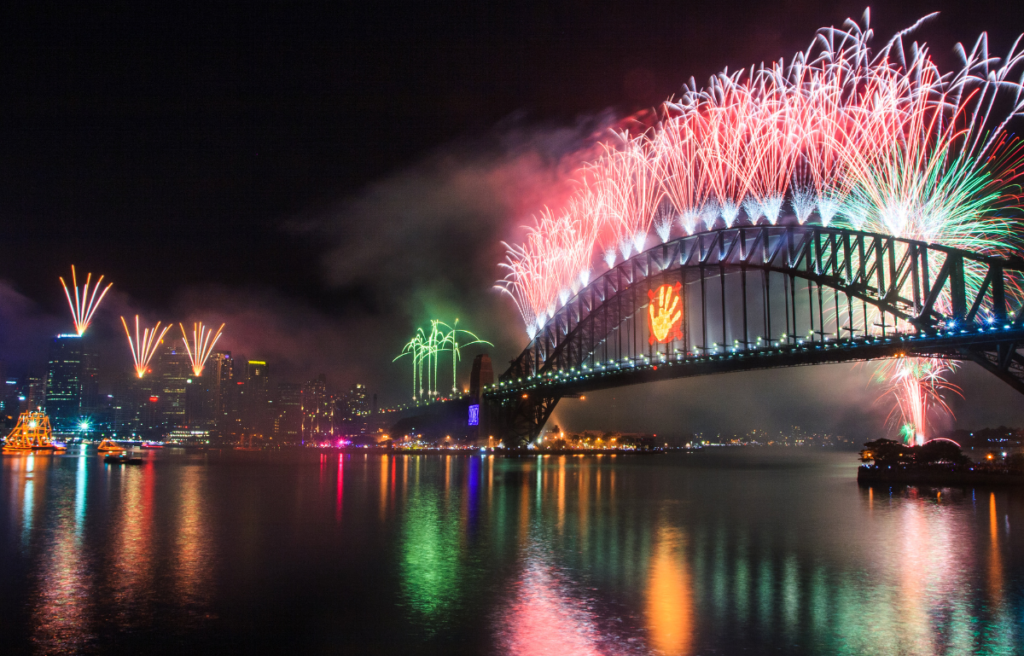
0,1,1023,440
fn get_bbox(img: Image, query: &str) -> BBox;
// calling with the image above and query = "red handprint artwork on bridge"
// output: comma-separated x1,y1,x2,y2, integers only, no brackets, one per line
648,282,683,344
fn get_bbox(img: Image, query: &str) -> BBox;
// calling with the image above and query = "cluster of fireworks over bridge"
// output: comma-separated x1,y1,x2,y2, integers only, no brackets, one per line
60,265,225,378
494,11,1024,445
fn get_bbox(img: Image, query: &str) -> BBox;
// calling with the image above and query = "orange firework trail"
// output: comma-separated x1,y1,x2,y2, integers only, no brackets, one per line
121,316,171,378
59,265,113,336
179,322,225,376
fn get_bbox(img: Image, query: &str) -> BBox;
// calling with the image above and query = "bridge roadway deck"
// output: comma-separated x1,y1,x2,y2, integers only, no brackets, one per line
484,326,1024,400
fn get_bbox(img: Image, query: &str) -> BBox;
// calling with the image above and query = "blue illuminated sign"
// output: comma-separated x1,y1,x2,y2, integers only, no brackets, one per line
468,404,480,426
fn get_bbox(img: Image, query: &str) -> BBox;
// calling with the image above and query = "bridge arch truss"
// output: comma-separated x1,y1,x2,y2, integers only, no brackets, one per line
485,225,1024,443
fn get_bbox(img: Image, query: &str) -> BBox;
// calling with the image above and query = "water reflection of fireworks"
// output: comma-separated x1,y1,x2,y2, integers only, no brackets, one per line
495,542,648,656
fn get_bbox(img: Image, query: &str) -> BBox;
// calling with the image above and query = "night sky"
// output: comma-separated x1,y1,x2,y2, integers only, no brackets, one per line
1,0,1022,438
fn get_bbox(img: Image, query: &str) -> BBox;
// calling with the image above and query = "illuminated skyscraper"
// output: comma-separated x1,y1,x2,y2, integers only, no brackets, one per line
337,383,371,437
156,338,189,434
275,382,302,443
244,360,271,437
44,333,99,431
301,374,333,443
187,350,232,434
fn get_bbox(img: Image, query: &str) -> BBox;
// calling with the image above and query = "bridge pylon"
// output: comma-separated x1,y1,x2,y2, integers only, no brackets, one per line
483,394,560,446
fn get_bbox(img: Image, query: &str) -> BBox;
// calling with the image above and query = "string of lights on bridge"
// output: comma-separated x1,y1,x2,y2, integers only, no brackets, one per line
484,320,1021,398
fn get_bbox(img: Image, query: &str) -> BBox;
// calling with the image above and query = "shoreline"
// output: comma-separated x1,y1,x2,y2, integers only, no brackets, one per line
858,465,1024,486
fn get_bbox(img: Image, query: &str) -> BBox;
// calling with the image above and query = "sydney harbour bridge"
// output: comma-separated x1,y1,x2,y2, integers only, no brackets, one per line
477,224,1024,444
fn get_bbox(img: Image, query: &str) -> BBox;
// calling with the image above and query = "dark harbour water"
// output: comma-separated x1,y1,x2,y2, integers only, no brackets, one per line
1,448,1022,655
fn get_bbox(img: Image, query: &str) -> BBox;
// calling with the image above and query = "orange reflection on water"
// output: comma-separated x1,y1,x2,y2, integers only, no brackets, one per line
111,462,155,614
577,461,589,542
174,465,211,605
646,525,693,656
519,466,531,544
30,455,92,653
380,454,389,520
989,492,1002,605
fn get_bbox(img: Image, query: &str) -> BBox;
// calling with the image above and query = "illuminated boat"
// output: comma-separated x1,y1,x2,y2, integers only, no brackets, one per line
2,411,65,453
142,442,164,449
96,438,125,453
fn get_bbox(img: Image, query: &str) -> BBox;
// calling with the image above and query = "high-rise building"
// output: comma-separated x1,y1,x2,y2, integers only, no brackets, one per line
25,372,46,413
112,371,145,437
337,383,370,437
156,338,189,434
275,382,302,443
244,360,271,437
186,350,232,434
1,372,20,429
469,353,493,400
44,334,99,431
346,383,369,418
222,355,248,443
301,374,333,443
207,351,233,419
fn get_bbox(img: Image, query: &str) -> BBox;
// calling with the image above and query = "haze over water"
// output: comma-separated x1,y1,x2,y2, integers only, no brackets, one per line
0,449,1021,655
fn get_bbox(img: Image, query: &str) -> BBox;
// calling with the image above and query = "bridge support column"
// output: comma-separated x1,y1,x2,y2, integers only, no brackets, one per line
482,394,560,447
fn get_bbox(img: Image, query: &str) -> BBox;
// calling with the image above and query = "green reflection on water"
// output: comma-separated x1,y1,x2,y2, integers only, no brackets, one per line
400,487,462,629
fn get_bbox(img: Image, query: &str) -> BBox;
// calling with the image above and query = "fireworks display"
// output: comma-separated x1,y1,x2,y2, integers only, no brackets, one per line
60,266,113,336
876,356,962,445
121,316,172,378
497,11,1024,440
395,320,492,401
179,322,226,377
498,12,1024,339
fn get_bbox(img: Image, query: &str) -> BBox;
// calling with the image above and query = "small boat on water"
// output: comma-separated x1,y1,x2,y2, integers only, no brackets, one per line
142,442,164,449
96,438,125,453
2,411,67,454
104,453,143,465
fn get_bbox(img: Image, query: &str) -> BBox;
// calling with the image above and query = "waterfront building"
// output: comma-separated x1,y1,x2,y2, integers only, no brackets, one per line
156,338,190,435
24,372,46,413
112,371,145,437
301,374,333,443
44,334,99,431
186,350,233,436
244,360,272,438
337,383,370,438
275,382,302,443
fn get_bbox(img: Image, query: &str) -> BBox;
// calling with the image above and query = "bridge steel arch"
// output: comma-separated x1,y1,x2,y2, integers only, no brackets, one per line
483,225,1024,444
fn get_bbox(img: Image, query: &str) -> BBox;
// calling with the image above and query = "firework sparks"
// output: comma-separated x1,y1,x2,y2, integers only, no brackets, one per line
498,12,1024,339
179,322,225,377
121,316,171,378
59,266,113,336
877,356,962,445
394,320,492,400
495,11,1024,443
